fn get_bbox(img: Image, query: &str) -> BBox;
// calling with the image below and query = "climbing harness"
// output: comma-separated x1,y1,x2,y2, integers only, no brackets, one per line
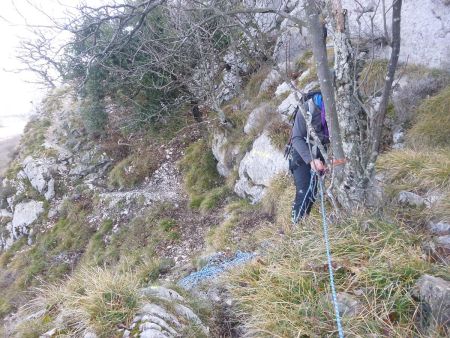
317,172,345,338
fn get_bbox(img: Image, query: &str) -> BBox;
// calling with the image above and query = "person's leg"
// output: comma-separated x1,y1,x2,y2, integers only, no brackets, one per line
291,162,315,223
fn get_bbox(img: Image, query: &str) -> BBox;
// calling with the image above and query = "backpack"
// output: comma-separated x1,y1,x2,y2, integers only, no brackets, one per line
284,91,329,161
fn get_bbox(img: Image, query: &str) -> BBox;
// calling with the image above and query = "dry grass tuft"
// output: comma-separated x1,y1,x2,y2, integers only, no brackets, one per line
267,118,291,151
21,266,141,337
377,148,450,193
358,60,389,97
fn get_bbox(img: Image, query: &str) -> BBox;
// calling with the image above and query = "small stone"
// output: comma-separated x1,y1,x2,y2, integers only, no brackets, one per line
427,221,450,236
140,329,169,338
398,191,425,208
412,275,450,333
334,292,362,318
140,286,184,302
122,330,130,338
39,327,57,338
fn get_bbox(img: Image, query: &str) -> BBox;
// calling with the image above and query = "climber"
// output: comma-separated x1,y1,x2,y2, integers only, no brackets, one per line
287,92,329,223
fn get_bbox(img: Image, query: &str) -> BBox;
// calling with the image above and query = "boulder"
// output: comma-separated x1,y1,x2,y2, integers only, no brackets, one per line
412,274,450,334
398,191,425,208
234,132,288,202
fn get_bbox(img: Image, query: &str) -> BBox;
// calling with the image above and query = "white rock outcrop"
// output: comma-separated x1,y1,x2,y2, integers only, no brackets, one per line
234,132,288,202
244,104,271,135
22,156,55,200
11,200,44,240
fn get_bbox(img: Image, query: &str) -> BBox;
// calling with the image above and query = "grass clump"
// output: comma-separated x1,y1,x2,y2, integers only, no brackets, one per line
267,118,291,151
228,214,449,337
23,266,141,337
358,60,389,97
244,64,272,99
108,150,160,189
178,139,224,209
407,86,450,148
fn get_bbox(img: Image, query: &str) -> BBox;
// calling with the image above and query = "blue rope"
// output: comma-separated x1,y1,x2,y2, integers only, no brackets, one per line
317,174,345,338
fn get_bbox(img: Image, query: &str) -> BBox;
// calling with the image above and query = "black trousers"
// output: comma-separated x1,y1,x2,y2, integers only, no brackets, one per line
291,160,318,223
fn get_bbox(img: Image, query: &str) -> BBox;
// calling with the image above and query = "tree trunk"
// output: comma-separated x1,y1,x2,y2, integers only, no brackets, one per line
329,0,369,209
304,0,344,163
305,0,367,209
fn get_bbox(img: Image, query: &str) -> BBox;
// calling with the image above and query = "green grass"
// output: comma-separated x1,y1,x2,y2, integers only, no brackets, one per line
407,86,450,148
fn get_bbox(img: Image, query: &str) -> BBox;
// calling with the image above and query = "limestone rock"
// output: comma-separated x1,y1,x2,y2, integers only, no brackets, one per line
211,129,239,177
234,132,288,202
274,82,291,97
392,128,405,149
427,221,450,236
11,200,44,239
129,287,208,338
39,327,57,338
412,274,450,333
259,69,281,94
398,191,425,208
244,104,271,135
272,7,308,64
341,0,450,68
335,293,362,318
22,156,55,200
277,92,298,119
140,286,184,303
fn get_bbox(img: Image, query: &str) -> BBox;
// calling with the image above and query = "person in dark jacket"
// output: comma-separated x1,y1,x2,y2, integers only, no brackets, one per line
290,94,329,223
